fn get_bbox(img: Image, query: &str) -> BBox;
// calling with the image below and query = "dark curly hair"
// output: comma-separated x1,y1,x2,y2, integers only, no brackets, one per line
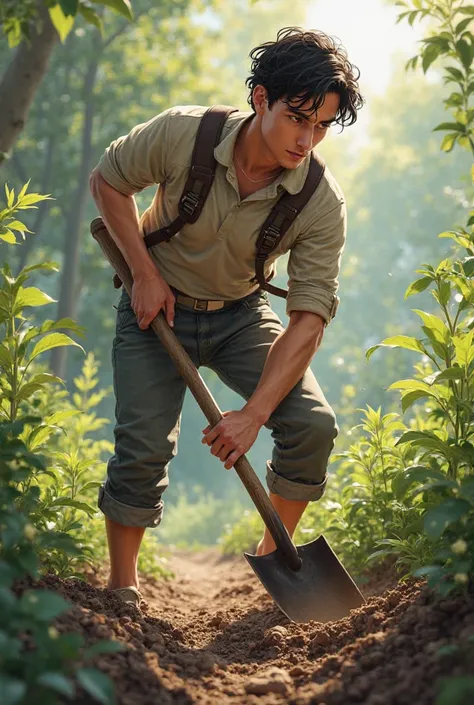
246,27,364,128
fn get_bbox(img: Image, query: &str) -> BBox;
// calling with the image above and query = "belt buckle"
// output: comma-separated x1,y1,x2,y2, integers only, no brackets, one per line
193,299,209,312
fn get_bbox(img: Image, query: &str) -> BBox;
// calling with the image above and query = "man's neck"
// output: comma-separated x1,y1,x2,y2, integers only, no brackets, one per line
234,117,283,181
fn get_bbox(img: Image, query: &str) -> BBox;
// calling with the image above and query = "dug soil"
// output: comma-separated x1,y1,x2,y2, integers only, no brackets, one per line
34,549,473,704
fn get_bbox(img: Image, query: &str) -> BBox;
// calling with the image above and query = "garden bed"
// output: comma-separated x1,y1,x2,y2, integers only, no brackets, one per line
28,550,474,705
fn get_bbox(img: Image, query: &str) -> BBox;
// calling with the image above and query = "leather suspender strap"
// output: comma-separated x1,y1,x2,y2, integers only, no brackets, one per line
143,105,237,250
112,105,236,288
254,153,326,299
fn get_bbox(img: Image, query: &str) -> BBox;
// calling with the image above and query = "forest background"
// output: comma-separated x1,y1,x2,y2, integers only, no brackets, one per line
1,0,472,549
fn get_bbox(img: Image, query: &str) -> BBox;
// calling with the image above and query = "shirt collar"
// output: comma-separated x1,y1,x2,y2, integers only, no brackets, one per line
214,113,311,196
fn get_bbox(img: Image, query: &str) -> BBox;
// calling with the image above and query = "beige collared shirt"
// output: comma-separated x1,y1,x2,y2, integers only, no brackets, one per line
97,105,346,323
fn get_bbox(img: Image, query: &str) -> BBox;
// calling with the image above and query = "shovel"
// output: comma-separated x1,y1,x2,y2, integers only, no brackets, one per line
91,216,365,623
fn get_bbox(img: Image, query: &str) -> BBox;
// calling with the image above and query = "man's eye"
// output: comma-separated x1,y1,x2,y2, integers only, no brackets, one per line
289,115,302,123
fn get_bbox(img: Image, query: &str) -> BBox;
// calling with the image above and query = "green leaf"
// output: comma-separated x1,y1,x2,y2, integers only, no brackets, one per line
0,344,13,369
6,220,31,234
405,276,433,298
412,478,458,496
389,379,431,392
444,92,464,108
50,498,97,517
79,480,103,494
413,565,445,584
462,257,474,277
433,122,465,133
424,499,471,540
84,640,125,659
453,330,474,368
37,672,75,698
29,333,84,363
21,261,59,276
0,675,26,705
0,229,17,244
381,335,426,352
49,4,75,42
436,676,474,705
91,0,133,20
438,281,451,306
46,409,79,426
367,335,426,361
16,287,56,308
20,590,70,620
456,39,473,70
440,133,458,152
458,5,474,17
396,431,454,458
400,389,432,413
422,43,444,73
424,368,464,384
76,668,116,705
27,372,64,387
459,477,474,502
27,425,56,451
59,0,79,16
413,310,450,343
16,381,49,403
78,4,103,31
392,466,446,498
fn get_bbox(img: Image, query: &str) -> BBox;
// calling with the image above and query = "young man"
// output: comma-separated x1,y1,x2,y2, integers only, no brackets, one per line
90,27,363,607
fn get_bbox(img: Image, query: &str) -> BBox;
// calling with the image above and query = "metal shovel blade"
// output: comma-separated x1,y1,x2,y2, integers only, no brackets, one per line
244,534,365,623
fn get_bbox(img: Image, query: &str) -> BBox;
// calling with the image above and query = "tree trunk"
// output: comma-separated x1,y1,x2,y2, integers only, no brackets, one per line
0,3,58,166
50,58,99,379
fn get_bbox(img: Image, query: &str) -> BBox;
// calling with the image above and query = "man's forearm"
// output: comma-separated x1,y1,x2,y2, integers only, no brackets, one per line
89,169,159,280
244,312,324,425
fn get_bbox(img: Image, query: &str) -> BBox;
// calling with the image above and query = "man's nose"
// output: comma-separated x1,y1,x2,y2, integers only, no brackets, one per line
296,128,313,152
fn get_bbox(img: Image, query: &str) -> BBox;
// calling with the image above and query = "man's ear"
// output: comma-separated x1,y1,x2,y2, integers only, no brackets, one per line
253,85,268,114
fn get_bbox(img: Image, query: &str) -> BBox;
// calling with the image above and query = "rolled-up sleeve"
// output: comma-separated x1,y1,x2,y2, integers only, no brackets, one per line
96,109,172,195
286,199,346,324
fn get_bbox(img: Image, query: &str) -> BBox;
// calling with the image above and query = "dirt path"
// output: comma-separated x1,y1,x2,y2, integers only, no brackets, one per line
36,550,474,705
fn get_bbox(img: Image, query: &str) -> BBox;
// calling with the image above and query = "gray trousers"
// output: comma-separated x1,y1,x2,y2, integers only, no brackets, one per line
98,289,338,528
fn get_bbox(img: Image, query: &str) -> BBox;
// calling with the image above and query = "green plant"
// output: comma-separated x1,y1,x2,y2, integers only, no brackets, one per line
1,0,133,48
0,183,120,704
0,417,126,705
362,0,474,593
398,0,474,153
284,406,434,578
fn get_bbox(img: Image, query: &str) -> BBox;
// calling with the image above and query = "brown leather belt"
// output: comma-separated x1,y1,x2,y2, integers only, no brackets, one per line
173,292,236,312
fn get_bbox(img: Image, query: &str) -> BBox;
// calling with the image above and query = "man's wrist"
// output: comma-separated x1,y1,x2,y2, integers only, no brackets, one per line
131,260,161,281
243,400,271,427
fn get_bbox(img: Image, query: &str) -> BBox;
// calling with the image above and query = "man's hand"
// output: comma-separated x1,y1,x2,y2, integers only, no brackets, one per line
131,270,175,329
201,409,262,469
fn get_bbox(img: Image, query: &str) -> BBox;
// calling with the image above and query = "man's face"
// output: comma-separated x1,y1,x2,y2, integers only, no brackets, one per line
255,88,340,169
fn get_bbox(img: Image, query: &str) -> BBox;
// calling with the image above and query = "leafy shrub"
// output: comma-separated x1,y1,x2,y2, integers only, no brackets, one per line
0,183,120,704
365,0,474,598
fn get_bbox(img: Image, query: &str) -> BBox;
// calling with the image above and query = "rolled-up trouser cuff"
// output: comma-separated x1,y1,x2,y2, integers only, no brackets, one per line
265,461,328,501
98,484,164,528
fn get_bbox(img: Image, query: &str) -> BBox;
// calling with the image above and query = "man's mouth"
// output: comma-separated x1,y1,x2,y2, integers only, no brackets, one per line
287,150,305,160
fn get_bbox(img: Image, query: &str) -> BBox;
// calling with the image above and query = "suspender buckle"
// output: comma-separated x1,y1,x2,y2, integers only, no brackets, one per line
180,191,200,218
259,224,281,253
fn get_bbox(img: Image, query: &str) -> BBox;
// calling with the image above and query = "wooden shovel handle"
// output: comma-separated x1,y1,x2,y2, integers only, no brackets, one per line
90,217,302,572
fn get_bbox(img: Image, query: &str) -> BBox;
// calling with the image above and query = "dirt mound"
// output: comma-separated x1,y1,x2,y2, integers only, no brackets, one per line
28,551,474,704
